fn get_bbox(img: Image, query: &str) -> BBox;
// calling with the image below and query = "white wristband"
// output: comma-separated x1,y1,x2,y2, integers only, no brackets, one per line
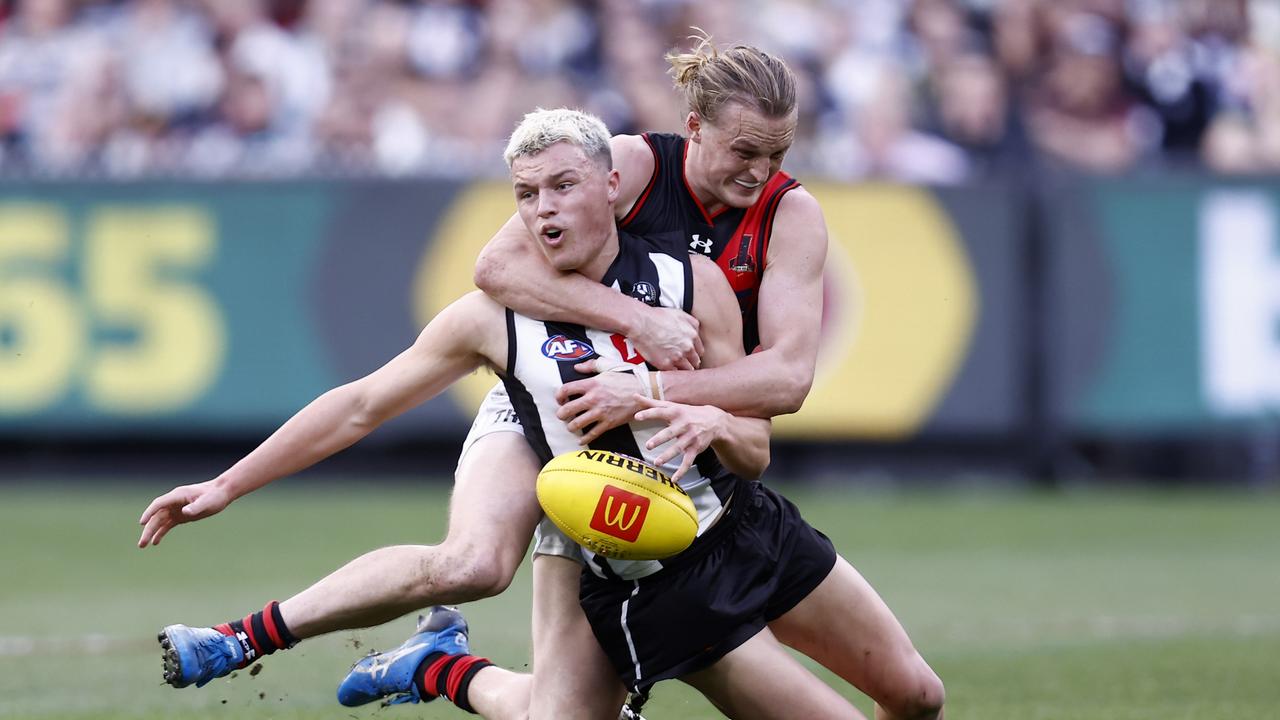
606,363,655,399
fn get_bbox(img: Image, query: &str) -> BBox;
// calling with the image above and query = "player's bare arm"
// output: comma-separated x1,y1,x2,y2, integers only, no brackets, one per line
137,291,507,548
658,188,828,416
473,136,703,371
658,252,771,480
556,189,827,438
563,254,772,481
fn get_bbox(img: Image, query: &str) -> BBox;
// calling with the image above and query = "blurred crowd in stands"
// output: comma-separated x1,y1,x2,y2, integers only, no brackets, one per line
1,0,1278,179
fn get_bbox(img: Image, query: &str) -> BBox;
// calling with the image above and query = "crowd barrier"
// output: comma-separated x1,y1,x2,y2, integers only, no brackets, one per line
1,174,1276,455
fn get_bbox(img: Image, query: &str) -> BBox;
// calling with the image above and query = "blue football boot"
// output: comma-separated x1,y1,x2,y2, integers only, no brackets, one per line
158,624,246,688
336,605,471,707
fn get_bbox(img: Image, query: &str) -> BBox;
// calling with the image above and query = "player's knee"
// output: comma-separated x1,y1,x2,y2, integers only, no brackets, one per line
883,662,945,719
430,542,518,600
462,561,516,598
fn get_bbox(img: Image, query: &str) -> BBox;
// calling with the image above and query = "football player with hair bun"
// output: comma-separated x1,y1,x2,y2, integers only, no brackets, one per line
341,105,943,720
137,31,944,720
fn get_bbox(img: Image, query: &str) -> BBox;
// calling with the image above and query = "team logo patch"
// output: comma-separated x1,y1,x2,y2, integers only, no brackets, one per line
730,234,756,273
541,335,596,361
628,281,659,306
589,485,650,543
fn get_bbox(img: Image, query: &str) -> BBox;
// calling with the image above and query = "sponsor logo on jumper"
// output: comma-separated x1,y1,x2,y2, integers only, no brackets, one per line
589,485,650,542
541,335,596,361
689,234,713,255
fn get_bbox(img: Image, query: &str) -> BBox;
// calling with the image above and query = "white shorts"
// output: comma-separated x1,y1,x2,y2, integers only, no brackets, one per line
456,382,525,470
457,383,582,563
532,517,584,563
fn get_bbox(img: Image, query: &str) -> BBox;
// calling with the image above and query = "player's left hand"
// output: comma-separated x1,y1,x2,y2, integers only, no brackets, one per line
556,358,649,444
633,395,729,482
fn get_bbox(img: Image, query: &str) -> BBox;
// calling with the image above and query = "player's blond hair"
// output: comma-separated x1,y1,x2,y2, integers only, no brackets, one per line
503,108,613,169
667,29,797,122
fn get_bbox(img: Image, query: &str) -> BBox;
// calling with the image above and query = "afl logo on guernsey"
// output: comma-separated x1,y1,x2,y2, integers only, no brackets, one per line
542,335,596,361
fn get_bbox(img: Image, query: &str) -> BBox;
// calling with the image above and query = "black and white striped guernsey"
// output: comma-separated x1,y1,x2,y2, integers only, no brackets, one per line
500,229,742,581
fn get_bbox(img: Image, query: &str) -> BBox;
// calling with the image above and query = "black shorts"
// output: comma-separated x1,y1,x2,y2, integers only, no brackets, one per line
578,481,837,693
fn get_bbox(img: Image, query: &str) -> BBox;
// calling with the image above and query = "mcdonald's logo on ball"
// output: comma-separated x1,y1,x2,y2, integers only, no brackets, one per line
589,486,650,543
536,450,698,561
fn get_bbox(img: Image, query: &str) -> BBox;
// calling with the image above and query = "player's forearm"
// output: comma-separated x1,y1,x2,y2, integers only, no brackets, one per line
662,348,815,418
711,416,772,479
475,228,646,335
212,384,380,500
517,273,647,335
488,263,644,335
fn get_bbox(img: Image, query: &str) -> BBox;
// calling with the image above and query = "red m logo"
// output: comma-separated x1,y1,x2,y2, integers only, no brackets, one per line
589,485,650,543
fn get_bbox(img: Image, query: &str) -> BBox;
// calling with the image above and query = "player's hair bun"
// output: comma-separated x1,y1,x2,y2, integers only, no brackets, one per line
666,28,718,88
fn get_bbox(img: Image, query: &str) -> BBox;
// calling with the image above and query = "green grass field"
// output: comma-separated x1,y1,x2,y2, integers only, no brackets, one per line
2,478,1278,719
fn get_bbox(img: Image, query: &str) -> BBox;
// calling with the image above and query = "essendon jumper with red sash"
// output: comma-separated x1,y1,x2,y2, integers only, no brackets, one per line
618,132,801,353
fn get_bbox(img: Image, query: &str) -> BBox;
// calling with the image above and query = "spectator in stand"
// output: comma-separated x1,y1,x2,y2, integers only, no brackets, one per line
596,0,685,135
990,0,1043,85
184,0,326,175
478,0,598,138
1192,0,1280,174
295,0,372,169
737,0,836,166
1122,1,1213,157
0,0,1272,179
106,0,222,137
909,0,977,71
929,51,1027,175
399,0,492,153
819,61,971,184
1024,8,1160,173
1201,47,1280,173
314,0,430,174
94,0,222,174
0,0,113,170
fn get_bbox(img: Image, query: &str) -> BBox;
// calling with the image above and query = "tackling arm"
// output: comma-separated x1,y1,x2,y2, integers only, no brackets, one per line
636,255,772,481
687,255,772,478
657,189,828,417
473,136,701,370
473,214,649,331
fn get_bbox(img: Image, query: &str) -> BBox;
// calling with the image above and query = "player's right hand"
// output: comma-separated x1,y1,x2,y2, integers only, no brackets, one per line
137,480,232,548
633,395,728,482
632,306,702,371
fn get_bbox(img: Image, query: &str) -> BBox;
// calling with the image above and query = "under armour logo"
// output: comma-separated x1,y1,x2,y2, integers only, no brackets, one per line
689,234,713,254
236,631,257,661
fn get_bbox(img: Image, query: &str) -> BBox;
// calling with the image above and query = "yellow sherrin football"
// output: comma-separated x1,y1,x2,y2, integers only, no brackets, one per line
536,450,698,561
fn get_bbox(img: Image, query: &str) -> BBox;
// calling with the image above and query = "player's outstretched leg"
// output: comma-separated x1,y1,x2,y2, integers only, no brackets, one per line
769,556,944,720
337,606,492,711
159,601,297,688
